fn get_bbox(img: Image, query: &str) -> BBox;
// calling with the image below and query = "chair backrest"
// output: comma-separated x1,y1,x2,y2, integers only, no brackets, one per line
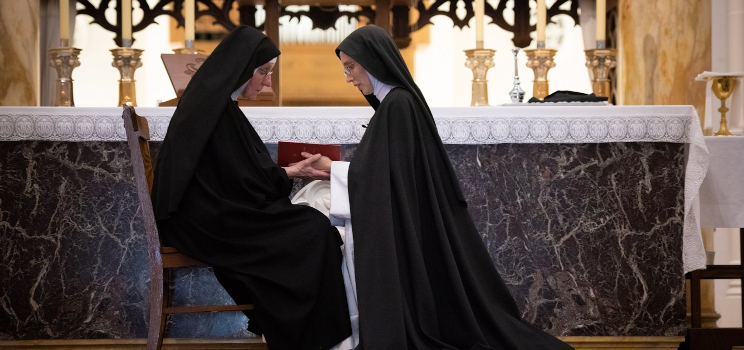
126,107,154,192
123,106,170,350
122,105,164,273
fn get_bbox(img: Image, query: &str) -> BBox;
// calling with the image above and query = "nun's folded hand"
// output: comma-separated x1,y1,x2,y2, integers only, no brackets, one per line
300,151,332,172
283,153,331,180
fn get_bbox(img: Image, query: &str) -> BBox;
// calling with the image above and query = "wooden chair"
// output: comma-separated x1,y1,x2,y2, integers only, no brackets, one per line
684,227,744,349
121,106,258,350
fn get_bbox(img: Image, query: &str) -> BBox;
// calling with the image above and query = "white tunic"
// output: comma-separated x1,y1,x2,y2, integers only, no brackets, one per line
329,75,392,350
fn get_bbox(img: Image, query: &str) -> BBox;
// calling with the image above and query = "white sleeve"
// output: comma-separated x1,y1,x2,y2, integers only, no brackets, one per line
330,161,351,226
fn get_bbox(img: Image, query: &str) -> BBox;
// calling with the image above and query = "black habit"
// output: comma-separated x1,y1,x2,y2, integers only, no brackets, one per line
337,26,574,350
152,26,351,350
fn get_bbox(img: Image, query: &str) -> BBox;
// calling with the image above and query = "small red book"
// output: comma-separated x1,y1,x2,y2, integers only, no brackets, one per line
277,141,341,167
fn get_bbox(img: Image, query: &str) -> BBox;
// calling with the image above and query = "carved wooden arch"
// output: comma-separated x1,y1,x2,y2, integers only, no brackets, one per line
76,0,579,49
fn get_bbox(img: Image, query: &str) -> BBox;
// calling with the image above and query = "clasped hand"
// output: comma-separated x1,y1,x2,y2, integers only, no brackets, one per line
283,151,332,180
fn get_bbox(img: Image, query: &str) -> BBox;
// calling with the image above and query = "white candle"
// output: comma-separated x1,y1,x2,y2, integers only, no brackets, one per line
475,0,484,49
60,0,70,41
537,0,546,43
185,0,195,41
596,0,606,42
122,0,132,42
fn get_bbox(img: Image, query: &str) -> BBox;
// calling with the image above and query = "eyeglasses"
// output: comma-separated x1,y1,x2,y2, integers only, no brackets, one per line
343,62,355,77
257,67,273,78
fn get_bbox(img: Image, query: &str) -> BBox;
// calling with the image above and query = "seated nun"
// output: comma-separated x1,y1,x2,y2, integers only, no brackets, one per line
151,25,352,350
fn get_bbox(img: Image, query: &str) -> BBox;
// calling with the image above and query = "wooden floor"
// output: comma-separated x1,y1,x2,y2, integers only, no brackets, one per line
0,336,689,350
0,338,267,349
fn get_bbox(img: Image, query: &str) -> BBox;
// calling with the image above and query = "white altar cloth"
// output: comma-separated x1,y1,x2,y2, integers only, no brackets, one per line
699,136,744,228
0,105,709,273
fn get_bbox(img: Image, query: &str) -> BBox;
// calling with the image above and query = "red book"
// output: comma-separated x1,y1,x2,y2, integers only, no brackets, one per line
277,141,341,167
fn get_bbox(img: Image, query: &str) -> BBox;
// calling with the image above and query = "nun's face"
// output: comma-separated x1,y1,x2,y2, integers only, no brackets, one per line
242,61,275,100
340,52,373,95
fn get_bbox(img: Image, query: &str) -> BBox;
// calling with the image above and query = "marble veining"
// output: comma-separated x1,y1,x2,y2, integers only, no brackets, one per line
0,141,685,340
449,143,685,336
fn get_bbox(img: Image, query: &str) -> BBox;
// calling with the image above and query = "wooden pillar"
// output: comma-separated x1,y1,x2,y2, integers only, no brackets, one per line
237,4,257,28
375,0,391,32
391,5,410,48
0,0,39,106
264,0,281,105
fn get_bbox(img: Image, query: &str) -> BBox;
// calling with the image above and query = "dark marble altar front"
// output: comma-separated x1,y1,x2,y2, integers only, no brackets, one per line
0,140,685,340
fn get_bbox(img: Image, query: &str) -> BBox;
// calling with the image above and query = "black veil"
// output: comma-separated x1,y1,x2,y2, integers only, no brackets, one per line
150,26,352,349
335,25,465,203
335,26,573,350
153,25,280,220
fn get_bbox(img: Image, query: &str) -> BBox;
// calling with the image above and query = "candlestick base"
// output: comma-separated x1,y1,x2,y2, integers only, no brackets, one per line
585,48,617,101
464,49,496,106
48,46,82,107
111,47,144,107
173,47,204,54
524,48,557,101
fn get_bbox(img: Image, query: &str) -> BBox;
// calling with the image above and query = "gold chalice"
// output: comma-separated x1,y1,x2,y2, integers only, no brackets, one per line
712,76,736,136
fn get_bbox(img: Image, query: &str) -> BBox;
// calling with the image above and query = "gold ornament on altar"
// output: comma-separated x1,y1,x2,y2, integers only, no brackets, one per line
524,43,556,101
111,47,143,107
584,47,617,101
464,49,496,106
173,47,202,54
711,76,736,136
173,40,203,55
48,40,82,107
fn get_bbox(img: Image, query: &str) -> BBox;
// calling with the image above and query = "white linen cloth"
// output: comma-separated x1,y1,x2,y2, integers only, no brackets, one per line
290,179,333,217
328,161,359,350
699,136,744,227
695,71,744,135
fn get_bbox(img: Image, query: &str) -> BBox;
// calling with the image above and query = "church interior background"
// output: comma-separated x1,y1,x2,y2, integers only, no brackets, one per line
2,0,744,349
56,0,593,107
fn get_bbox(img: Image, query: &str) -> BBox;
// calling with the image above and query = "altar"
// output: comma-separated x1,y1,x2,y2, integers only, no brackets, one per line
0,105,707,349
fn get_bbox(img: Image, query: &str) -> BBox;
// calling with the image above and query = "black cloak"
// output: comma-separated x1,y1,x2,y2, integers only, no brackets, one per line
336,26,574,350
152,26,351,350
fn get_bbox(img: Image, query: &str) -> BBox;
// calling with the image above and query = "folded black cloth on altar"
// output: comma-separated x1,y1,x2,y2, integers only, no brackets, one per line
528,90,608,103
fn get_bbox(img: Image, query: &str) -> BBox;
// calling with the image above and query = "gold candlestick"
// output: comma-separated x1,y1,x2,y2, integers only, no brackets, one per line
48,44,82,107
111,47,143,107
585,48,617,100
464,48,496,106
712,76,736,136
524,48,557,101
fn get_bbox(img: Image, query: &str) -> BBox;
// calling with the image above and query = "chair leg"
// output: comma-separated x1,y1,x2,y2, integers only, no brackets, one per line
690,270,702,328
147,267,165,350
740,228,744,327
157,268,172,350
